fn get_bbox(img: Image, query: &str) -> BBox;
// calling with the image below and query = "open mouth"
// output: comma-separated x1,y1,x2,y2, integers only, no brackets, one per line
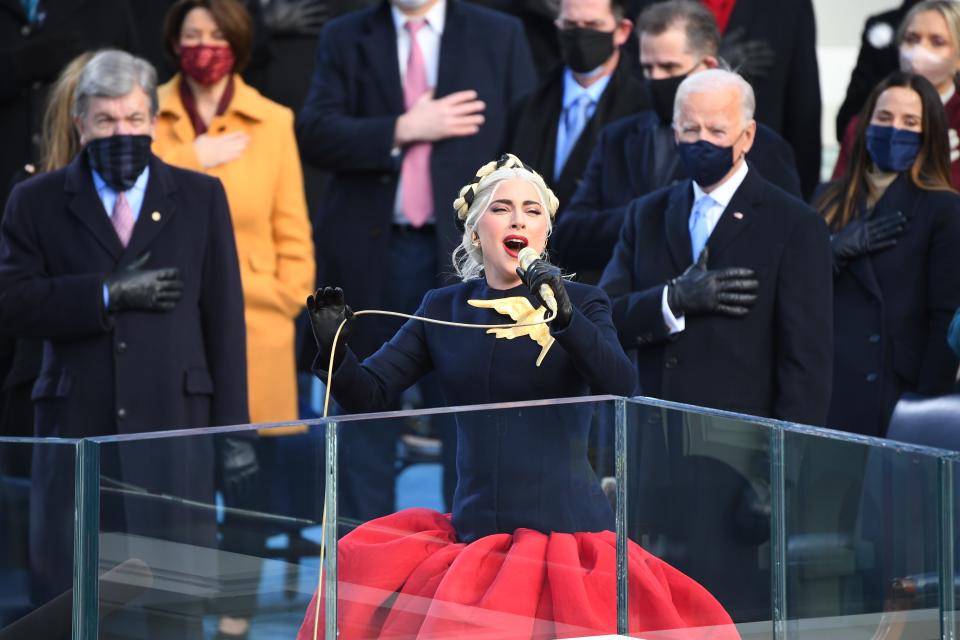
502,235,529,258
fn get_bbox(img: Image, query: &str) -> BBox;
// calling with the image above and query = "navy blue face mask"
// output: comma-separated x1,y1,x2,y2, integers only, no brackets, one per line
677,133,743,187
865,124,921,173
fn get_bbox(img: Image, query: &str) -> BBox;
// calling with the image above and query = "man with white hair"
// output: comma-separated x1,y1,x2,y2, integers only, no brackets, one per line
0,50,248,617
600,68,833,426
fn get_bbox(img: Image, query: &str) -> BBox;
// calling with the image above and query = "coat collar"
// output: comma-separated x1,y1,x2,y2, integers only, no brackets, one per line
359,1,405,113
157,74,267,143
64,153,178,265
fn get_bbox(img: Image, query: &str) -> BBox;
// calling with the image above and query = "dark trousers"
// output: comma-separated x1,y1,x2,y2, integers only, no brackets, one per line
337,228,457,532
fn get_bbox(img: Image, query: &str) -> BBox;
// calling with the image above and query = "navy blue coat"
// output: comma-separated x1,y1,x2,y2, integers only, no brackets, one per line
0,152,248,599
553,111,801,275
599,169,833,426
296,1,536,313
315,279,637,542
827,177,960,437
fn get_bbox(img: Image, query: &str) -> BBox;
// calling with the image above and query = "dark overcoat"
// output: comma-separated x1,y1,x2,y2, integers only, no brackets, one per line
0,152,248,599
827,177,960,437
599,169,834,426
295,0,536,313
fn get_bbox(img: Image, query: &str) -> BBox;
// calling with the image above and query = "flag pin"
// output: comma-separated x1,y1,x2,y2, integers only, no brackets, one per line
733,211,744,220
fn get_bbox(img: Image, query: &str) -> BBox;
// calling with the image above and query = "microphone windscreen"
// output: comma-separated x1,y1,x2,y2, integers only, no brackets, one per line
517,246,538,272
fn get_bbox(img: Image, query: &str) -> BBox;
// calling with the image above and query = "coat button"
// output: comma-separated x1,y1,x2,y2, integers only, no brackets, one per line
21,24,31,36
866,373,879,383
379,174,391,184
30,133,41,145
869,334,880,343
665,356,678,369
116,408,127,419
116,341,127,353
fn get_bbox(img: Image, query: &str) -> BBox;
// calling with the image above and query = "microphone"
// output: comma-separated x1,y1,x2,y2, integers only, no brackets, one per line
517,247,557,316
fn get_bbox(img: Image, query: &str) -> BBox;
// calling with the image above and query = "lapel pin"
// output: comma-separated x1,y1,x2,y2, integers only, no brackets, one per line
151,211,161,222
733,211,744,220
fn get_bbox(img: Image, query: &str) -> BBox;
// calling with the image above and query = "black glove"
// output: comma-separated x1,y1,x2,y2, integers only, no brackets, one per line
719,27,776,81
516,257,573,330
218,436,259,504
666,248,759,318
307,286,354,369
105,253,183,313
830,210,906,268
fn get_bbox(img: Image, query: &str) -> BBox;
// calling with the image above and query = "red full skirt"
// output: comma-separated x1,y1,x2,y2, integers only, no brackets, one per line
297,508,739,640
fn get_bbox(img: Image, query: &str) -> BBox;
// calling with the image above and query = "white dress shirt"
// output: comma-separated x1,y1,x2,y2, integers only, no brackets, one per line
391,1,446,225
662,161,750,334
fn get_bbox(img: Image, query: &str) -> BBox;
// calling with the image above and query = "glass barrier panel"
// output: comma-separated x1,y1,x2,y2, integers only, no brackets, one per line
783,426,949,639
314,398,621,640
623,398,771,640
0,437,80,639
89,422,325,639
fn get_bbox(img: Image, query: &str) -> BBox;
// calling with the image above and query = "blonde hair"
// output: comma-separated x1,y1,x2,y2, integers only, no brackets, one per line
898,0,960,55
41,51,98,172
452,154,559,282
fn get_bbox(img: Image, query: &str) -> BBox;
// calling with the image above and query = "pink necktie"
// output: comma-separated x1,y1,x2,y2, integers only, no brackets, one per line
401,19,434,227
112,192,135,248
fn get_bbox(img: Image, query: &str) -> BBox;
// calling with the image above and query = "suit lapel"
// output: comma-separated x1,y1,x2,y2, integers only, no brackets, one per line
122,157,177,265
625,116,652,195
360,3,404,113
65,155,123,260
436,1,468,98
705,167,760,260
664,182,694,270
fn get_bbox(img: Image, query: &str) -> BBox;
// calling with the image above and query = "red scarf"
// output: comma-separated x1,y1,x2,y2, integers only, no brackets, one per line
701,0,736,35
178,75,235,137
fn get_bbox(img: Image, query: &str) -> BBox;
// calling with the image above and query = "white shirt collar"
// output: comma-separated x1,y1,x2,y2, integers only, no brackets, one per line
692,159,749,208
391,0,447,36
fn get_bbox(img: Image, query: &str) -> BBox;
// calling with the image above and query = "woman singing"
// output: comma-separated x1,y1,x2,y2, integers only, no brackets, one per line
298,155,738,640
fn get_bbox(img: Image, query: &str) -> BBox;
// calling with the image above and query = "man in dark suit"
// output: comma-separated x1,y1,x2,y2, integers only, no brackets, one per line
0,51,248,619
600,68,832,425
296,0,536,523
511,0,648,212
553,0,799,279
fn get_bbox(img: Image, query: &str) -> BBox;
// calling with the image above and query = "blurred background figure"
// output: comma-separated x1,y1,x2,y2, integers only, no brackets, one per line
0,0,139,203
834,0,960,189
467,0,564,77
151,0,315,636
635,0,822,199
511,0,648,218
835,0,925,144
816,71,960,439
296,0,535,530
553,0,799,281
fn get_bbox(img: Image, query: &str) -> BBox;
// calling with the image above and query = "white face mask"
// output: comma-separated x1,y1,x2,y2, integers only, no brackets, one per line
393,0,432,9
899,44,957,89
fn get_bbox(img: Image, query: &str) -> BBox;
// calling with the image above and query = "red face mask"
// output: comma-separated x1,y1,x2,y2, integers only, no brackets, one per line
179,44,235,85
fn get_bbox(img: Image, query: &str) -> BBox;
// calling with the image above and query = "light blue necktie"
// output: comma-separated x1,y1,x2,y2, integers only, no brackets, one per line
555,94,592,180
20,0,39,23
689,195,716,262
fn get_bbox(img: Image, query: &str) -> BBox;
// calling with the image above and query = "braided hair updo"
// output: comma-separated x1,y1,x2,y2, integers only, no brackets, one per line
452,154,560,281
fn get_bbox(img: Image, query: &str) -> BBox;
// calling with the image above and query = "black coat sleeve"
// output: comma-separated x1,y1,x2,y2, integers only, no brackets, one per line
773,210,833,425
918,199,960,394
782,0,822,201
295,23,400,172
598,202,672,349
200,179,249,426
0,184,110,340
550,286,639,396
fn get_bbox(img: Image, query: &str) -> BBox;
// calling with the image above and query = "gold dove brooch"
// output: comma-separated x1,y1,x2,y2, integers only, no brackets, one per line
468,296,554,367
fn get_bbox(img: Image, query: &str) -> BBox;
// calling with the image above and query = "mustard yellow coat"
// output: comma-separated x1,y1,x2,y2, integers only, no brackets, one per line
153,74,315,429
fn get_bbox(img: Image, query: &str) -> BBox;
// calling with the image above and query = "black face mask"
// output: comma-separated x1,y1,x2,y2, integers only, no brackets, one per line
559,27,616,74
85,134,153,192
645,73,689,125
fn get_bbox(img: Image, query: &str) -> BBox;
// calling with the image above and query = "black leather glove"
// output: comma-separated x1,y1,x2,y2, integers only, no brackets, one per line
719,27,776,81
218,436,259,504
105,253,183,313
516,257,573,330
830,210,906,268
307,286,354,369
666,248,759,318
